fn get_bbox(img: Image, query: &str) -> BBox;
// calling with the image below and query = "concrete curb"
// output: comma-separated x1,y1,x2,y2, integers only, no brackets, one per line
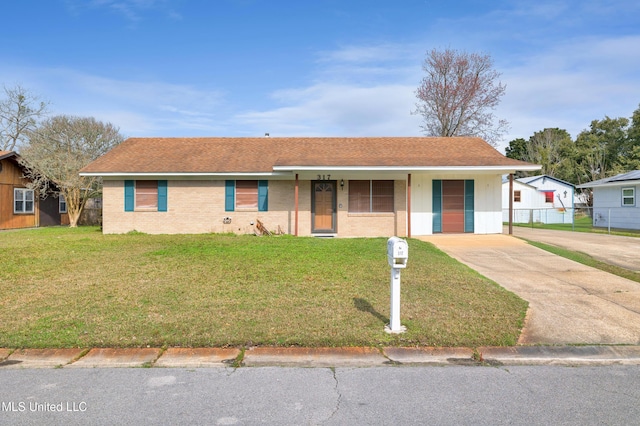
0,349,85,369
1,346,640,369
478,345,640,366
66,348,162,368
155,348,240,368
243,347,388,367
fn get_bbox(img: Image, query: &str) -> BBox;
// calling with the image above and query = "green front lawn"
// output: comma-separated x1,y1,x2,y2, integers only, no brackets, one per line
0,227,527,348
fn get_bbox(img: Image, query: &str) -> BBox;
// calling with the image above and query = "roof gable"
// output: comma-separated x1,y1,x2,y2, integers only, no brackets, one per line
517,174,575,188
80,136,539,175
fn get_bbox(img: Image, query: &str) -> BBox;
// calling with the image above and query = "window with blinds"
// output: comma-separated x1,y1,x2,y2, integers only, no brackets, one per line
236,180,259,209
348,180,394,213
136,180,158,209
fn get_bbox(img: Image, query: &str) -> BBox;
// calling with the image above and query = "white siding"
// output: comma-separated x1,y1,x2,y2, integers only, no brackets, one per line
410,173,433,235
525,177,574,209
411,173,504,235
502,176,574,224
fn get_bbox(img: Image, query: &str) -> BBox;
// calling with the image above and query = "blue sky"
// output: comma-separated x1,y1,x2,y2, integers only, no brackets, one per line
2,0,639,152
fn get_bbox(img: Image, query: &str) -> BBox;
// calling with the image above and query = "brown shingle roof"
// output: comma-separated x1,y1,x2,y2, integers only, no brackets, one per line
80,137,538,174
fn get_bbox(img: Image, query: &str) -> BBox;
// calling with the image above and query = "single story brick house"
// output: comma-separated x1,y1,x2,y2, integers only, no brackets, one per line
80,136,539,236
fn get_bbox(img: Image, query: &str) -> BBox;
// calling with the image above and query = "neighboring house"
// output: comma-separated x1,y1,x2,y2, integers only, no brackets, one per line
578,171,640,230
501,174,575,224
79,137,539,236
0,151,69,230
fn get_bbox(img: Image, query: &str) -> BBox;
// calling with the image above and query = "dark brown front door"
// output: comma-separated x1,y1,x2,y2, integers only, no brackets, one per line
39,196,61,227
312,181,336,232
442,180,464,233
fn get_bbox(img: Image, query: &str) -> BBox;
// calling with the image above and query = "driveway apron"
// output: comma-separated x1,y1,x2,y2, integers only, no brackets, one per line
419,234,640,345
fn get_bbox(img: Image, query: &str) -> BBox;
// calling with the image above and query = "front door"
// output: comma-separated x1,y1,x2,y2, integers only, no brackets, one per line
39,196,61,227
312,181,336,233
442,180,465,233
433,179,474,233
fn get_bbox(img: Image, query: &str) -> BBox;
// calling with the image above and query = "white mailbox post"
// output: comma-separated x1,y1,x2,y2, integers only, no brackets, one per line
386,237,408,334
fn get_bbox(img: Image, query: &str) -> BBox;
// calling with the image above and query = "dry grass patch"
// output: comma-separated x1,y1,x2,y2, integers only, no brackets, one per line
0,227,527,348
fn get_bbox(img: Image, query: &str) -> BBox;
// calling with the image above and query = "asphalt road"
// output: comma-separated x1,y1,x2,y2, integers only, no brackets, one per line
1,366,639,425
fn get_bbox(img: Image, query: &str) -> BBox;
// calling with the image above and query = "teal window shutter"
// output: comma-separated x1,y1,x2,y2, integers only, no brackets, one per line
225,180,235,211
258,180,268,212
124,180,134,212
158,180,168,212
464,180,474,233
432,180,442,233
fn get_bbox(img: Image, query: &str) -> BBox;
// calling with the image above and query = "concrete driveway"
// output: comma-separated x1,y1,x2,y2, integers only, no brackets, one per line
419,234,640,345
510,226,640,271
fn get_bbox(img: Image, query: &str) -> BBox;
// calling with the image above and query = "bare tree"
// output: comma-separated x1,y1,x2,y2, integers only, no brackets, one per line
20,115,124,227
414,48,508,146
0,84,49,151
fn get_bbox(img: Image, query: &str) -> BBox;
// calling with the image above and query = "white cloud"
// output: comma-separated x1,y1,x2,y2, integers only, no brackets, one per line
235,83,422,137
0,64,226,137
498,34,640,146
66,0,182,22
317,43,418,64
313,43,422,86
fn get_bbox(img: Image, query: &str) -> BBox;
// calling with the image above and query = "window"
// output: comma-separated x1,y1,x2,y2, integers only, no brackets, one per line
14,188,34,214
124,180,167,212
236,180,259,209
544,191,554,203
59,194,67,213
136,180,158,209
622,187,635,206
348,180,394,213
225,180,268,212
513,190,521,202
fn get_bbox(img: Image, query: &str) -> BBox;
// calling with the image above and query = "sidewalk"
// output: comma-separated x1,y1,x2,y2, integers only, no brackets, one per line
2,346,640,369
